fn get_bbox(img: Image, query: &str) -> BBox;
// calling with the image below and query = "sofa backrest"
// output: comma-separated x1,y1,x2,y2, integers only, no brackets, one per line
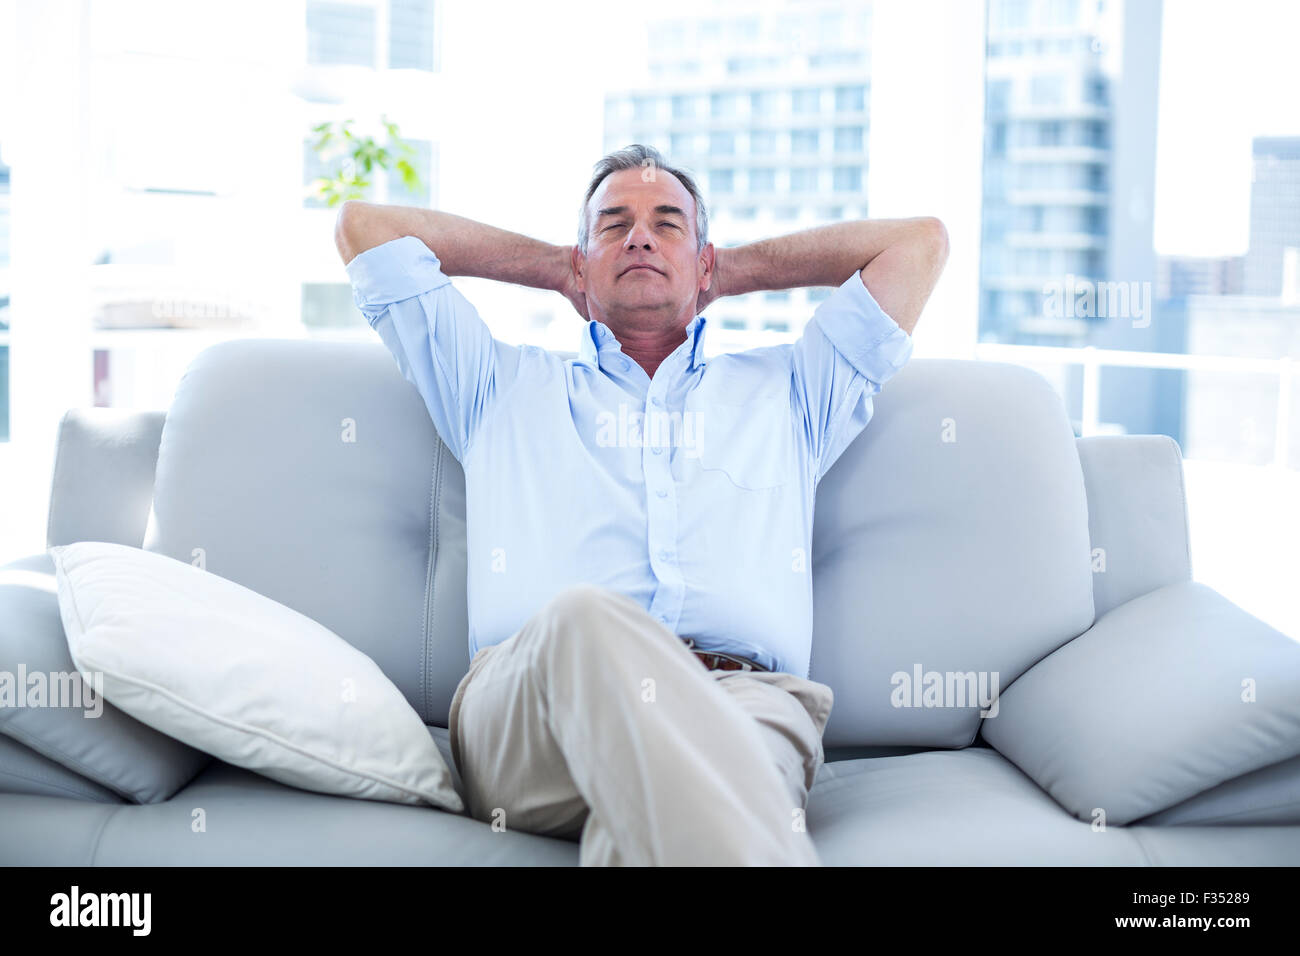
143,339,469,726
811,358,1095,748
142,340,1094,742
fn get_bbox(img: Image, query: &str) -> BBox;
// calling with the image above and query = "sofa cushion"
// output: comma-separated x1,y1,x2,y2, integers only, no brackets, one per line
811,360,1095,748
0,760,575,866
141,339,470,726
0,552,211,803
0,733,123,803
51,541,463,812
981,581,1300,825
1134,752,1300,826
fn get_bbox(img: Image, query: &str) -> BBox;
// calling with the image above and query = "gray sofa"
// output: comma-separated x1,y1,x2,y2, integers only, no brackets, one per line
2,337,1299,865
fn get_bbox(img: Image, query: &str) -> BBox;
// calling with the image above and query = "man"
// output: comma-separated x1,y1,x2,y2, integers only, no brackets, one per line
336,144,948,866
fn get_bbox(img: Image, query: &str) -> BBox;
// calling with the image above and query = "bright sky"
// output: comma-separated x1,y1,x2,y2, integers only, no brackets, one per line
1152,0,1300,256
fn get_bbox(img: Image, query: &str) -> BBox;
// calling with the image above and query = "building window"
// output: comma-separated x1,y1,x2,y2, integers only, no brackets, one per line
672,94,696,120
790,167,819,192
750,130,778,154
792,88,821,114
749,167,776,191
306,2,377,67
710,168,735,193
834,84,866,112
833,165,862,192
834,126,864,152
792,129,820,154
710,92,739,118
710,131,736,155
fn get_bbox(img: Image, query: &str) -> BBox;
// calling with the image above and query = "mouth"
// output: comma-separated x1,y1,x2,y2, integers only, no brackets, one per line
620,265,664,277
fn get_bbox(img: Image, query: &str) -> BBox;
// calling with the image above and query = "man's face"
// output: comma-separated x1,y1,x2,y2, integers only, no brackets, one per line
575,166,713,333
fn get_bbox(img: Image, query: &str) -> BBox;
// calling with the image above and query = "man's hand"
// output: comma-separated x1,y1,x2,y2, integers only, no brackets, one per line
713,218,948,335
558,247,589,321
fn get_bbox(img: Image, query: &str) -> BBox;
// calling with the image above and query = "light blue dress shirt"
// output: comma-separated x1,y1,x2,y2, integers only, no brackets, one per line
347,235,913,677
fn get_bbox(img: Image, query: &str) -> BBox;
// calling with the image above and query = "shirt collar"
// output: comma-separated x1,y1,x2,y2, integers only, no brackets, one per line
578,313,709,372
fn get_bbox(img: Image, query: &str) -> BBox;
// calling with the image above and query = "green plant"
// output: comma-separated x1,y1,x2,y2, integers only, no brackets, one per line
307,115,423,207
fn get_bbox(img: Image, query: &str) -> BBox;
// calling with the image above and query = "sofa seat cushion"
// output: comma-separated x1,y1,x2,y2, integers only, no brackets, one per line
807,748,1300,865
0,727,572,866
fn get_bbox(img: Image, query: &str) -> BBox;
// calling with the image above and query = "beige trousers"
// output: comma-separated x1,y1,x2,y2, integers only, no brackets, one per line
448,584,834,866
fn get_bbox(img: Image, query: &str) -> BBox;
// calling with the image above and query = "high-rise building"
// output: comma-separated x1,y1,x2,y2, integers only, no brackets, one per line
1157,254,1245,299
980,0,1161,346
1243,136,1300,297
602,0,873,338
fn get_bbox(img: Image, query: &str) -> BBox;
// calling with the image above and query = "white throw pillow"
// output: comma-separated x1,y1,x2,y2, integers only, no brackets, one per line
49,541,464,813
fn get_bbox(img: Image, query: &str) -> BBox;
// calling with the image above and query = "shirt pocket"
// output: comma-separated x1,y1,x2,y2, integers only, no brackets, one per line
688,394,795,491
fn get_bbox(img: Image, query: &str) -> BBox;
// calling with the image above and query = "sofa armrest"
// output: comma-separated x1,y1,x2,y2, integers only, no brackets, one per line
981,581,1300,826
46,408,166,550
1076,434,1192,618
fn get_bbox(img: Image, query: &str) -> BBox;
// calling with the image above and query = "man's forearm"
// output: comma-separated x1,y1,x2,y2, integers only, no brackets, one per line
335,201,569,293
717,217,948,334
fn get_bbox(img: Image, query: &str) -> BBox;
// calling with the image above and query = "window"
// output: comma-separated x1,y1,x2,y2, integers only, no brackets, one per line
749,168,776,191
388,0,436,71
791,129,819,154
750,90,775,117
710,92,739,118
709,132,735,155
834,85,866,112
672,94,696,119
306,2,377,67
790,168,818,192
750,130,778,154
302,283,365,329
834,126,864,152
833,165,862,192
386,139,434,206
710,168,735,193
792,88,821,114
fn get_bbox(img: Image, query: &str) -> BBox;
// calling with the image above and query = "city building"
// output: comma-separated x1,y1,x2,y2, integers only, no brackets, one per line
980,0,1161,347
1157,254,1244,299
1243,136,1300,296
602,0,874,342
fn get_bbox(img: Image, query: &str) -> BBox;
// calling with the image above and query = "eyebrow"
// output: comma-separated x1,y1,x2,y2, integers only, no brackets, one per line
595,204,688,222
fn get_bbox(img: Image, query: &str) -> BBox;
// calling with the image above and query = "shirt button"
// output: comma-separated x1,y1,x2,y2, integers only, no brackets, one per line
651,396,663,407
658,549,673,560
651,446,663,455
620,359,631,371
656,489,668,498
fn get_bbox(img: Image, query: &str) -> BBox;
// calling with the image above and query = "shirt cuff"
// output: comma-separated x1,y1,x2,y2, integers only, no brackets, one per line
346,235,453,318
812,270,914,386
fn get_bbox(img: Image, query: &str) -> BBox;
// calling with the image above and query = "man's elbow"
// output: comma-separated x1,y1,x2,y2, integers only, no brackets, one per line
916,216,950,274
334,200,372,266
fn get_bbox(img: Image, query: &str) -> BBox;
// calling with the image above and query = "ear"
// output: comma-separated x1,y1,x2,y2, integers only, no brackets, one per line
698,242,716,291
571,244,586,293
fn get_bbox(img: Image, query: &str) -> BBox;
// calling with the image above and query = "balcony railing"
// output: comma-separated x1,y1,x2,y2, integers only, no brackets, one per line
974,342,1295,468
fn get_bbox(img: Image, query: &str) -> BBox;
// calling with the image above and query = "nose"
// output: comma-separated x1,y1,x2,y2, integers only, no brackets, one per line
625,217,656,251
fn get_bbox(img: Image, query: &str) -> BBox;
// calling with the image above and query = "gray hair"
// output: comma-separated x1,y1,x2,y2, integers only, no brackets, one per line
576,144,709,255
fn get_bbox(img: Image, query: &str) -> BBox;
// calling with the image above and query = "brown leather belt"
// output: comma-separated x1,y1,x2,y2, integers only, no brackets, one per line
681,637,768,672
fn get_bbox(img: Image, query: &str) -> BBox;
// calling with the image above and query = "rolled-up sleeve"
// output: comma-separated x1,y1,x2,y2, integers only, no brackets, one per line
346,235,522,462
791,269,914,481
